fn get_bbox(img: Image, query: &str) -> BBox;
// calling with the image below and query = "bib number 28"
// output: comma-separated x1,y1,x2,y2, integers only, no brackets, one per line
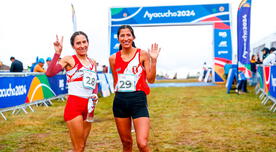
83,70,97,89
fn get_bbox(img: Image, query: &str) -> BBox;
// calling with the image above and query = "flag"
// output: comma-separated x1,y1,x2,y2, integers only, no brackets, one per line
71,3,77,32
237,0,252,78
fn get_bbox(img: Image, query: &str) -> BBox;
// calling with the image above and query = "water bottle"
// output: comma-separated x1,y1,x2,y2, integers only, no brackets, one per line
86,98,95,122
86,94,98,122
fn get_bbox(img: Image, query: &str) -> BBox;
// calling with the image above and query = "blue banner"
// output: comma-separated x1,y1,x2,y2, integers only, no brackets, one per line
237,0,252,78
110,3,232,83
47,75,68,95
269,66,276,98
0,74,68,109
0,76,33,108
111,4,229,26
214,28,232,60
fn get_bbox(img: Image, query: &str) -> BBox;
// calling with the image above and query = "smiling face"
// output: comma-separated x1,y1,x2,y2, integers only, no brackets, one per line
118,26,135,50
72,34,89,56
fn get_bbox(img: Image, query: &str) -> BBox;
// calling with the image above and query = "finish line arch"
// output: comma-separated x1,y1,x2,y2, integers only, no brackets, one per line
109,3,232,82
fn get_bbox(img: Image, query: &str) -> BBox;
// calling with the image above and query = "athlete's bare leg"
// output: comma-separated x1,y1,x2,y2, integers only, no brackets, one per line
114,117,133,152
66,115,86,152
83,121,92,146
133,117,150,152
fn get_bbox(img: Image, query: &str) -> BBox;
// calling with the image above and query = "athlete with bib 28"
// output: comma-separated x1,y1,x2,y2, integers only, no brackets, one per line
109,25,161,152
46,31,98,152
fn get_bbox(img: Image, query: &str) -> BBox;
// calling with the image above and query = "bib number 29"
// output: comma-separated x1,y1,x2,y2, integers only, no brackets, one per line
117,74,136,92
119,80,132,89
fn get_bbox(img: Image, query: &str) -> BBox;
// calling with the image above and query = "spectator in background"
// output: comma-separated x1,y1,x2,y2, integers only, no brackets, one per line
250,54,257,86
34,58,46,72
236,71,248,94
261,47,269,61
256,53,262,64
202,62,208,80
10,56,23,72
96,62,103,73
269,47,276,54
43,57,52,71
263,47,276,66
0,61,10,70
102,65,108,73
224,60,232,80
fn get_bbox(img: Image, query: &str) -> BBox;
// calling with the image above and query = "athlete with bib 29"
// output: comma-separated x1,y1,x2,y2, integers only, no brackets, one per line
46,31,98,152
109,25,161,152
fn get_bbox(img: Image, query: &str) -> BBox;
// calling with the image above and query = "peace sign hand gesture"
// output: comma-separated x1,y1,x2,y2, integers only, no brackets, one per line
148,43,161,60
53,35,63,55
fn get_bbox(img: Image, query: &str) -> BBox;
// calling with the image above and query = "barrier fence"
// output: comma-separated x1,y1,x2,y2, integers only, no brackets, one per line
255,65,276,112
0,72,114,120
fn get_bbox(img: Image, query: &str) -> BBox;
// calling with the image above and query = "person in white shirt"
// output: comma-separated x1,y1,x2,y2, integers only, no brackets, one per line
263,47,276,66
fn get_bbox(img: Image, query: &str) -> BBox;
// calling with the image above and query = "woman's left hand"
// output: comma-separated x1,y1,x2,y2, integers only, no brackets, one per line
148,43,161,60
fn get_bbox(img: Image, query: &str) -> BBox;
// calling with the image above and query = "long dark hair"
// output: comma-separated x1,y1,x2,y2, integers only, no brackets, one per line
117,25,136,50
70,31,89,47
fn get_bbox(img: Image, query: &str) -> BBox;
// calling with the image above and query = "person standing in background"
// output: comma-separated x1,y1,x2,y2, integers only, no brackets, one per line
263,47,276,66
0,61,10,70
261,47,269,62
43,57,52,71
34,58,46,73
250,54,257,86
10,56,23,72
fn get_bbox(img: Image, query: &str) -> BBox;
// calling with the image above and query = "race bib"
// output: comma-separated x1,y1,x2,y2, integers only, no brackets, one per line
117,74,136,92
83,70,97,89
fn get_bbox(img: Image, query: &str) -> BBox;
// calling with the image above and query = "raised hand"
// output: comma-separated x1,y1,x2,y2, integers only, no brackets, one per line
148,43,161,60
53,35,63,54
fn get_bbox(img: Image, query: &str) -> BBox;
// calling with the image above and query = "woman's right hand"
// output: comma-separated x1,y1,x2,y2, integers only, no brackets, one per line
53,35,63,54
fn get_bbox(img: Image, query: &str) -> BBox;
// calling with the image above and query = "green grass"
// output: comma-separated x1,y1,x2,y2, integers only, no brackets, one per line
0,84,275,152
155,78,198,83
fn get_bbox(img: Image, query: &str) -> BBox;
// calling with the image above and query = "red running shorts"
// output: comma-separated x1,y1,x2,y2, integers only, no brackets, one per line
64,95,93,121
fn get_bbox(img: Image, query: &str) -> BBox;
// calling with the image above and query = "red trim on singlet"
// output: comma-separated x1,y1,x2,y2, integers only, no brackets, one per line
66,55,95,83
114,49,150,95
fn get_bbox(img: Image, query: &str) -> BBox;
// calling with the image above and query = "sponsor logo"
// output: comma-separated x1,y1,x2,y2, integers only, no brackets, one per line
59,79,65,91
116,68,121,72
218,41,227,47
113,43,120,49
219,32,227,38
272,77,276,87
242,14,249,59
218,51,228,55
0,84,27,98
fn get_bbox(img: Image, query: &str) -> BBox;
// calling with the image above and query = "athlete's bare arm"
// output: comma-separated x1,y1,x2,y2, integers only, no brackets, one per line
109,54,117,88
141,43,161,83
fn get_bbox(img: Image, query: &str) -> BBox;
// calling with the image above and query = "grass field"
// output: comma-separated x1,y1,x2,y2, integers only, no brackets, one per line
0,82,275,152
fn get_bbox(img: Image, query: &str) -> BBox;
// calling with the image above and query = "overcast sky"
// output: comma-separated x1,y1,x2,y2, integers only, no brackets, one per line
0,0,275,77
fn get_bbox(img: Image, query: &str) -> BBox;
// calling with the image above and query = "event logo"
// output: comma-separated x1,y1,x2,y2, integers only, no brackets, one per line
0,84,27,98
219,6,225,12
239,0,251,8
143,9,195,20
